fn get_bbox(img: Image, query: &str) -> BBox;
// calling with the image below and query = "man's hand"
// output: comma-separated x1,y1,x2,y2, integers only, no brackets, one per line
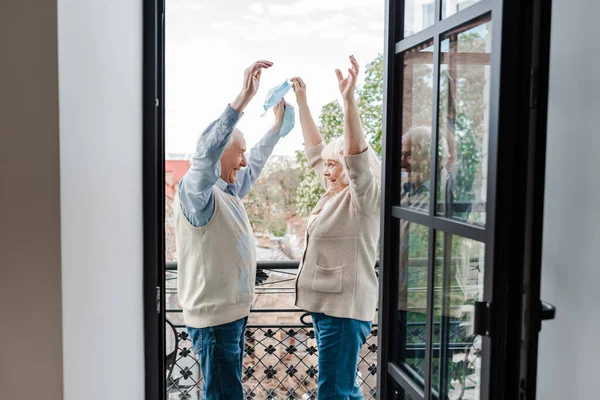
290,77,307,104
231,60,274,112
335,55,359,101
271,98,290,133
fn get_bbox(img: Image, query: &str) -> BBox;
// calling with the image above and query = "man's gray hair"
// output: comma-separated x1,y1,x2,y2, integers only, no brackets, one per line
226,128,244,149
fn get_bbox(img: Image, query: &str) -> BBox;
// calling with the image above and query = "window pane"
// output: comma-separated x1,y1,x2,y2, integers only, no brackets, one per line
432,231,484,398
442,0,482,19
404,0,436,37
390,379,417,400
400,42,434,213
437,18,491,226
393,222,430,389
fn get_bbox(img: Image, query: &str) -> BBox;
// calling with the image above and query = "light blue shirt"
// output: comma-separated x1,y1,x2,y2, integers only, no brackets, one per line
178,105,287,227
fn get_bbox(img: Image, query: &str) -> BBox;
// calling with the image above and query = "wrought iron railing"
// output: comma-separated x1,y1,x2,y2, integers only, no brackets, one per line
165,261,378,399
164,260,478,400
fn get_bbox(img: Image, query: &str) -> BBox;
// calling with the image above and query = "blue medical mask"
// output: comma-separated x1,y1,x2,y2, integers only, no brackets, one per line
262,81,291,115
278,104,295,138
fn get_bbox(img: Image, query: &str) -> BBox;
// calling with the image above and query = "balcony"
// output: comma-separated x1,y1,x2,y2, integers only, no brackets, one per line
165,260,477,400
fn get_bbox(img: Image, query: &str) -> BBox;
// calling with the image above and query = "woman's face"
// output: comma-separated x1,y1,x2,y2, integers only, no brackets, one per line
323,159,345,190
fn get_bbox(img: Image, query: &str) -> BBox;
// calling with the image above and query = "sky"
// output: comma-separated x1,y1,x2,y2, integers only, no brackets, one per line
165,0,385,157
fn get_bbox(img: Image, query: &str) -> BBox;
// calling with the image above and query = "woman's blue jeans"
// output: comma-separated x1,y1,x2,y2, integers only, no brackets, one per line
311,312,372,400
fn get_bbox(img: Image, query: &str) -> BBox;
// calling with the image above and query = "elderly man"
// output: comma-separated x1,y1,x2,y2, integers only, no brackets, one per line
175,60,292,399
396,126,456,378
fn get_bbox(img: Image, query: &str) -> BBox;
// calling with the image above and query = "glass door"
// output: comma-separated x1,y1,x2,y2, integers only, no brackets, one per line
377,0,553,399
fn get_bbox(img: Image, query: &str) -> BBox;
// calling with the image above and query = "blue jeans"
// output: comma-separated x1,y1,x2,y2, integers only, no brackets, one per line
312,313,372,400
187,317,247,400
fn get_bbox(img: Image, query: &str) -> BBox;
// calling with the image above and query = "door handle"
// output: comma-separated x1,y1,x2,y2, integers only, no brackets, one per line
540,301,556,321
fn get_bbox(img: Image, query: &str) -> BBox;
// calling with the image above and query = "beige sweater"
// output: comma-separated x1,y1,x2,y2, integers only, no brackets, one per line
295,142,381,322
175,188,256,328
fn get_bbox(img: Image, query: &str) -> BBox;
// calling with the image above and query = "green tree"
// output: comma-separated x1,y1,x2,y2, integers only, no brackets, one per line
358,54,384,153
243,158,302,236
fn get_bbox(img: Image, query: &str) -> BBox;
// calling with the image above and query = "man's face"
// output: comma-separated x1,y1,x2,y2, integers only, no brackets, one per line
402,134,431,185
401,138,413,172
220,134,247,184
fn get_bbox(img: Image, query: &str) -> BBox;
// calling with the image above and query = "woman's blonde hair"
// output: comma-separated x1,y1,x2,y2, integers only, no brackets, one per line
321,136,382,186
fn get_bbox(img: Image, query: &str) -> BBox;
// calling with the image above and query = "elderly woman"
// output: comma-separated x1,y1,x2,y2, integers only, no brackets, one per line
291,56,381,399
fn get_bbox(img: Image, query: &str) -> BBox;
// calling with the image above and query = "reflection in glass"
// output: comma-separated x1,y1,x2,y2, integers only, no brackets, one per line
437,18,491,226
404,0,436,37
432,231,484,399
394,222,429,389
400,42,434,213
442,0,482,19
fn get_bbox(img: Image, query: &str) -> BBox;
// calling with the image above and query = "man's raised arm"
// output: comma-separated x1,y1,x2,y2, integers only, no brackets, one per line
178,60,274,226
232,99,294,199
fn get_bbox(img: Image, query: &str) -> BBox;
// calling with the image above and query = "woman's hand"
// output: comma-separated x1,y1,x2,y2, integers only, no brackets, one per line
290,76,322,146
290,77,308,104
335,55,359,101
337,56,367,156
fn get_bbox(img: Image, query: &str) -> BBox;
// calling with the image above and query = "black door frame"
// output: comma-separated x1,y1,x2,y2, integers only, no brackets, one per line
143,0,166,399
377,0,553,399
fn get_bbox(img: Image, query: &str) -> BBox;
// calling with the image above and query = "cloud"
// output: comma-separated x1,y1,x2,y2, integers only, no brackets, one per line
344,33,385,51
167,0,206,12
211,17,323,42
165,0,385,156
267,0,375,16
249,2,264,14
318,28,347,40
216,10,381,44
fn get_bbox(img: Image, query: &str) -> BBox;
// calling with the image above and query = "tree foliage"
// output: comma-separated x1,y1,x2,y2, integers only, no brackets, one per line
243,158,302,236
438,32,488,225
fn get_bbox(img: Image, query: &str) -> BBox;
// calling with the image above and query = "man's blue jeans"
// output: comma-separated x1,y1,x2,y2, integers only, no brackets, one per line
312,313,372,399
187,317,247,400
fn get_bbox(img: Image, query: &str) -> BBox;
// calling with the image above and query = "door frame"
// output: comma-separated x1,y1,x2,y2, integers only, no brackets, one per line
376,0,553,398
143,0,166,399
141,0,553,398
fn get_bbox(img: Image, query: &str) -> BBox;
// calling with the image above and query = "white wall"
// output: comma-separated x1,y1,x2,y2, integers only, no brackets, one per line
537,0,600,398
58,0,145,399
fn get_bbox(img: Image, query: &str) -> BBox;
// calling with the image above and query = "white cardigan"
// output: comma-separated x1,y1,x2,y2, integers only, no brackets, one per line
295,142,381,322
